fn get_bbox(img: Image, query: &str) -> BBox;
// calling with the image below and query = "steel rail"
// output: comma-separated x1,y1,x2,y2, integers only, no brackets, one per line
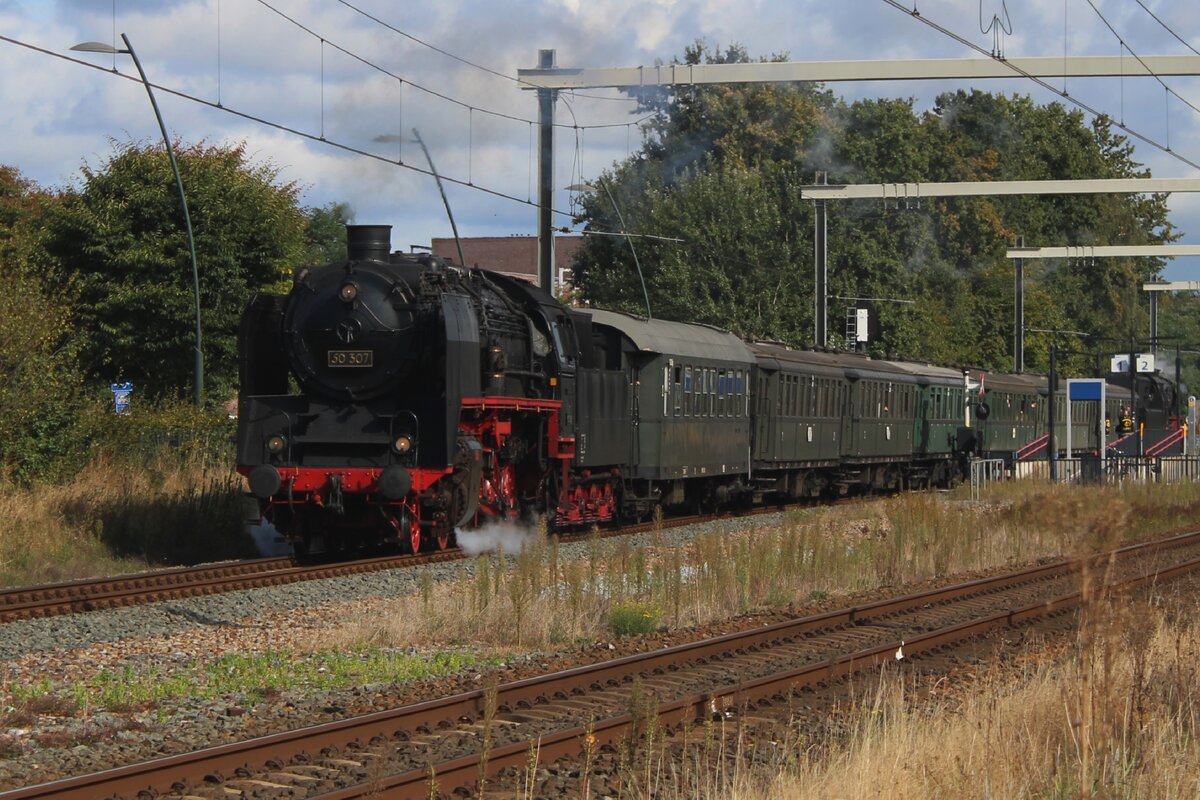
6,530,1197,800
325,547,1200,799
0,557,293,621
0,503,793,623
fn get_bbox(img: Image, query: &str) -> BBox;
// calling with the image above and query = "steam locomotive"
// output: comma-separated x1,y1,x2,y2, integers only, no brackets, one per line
236,225,1185,556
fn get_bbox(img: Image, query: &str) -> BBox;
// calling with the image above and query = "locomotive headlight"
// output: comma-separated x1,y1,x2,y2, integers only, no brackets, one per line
393,435,413,455
339,281,359,302
267,434,288,454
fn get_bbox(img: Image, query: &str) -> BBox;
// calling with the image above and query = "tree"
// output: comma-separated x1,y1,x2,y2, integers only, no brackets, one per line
303,201,354,266
0,166,83,481
573,49,1178,372
48,141,308,401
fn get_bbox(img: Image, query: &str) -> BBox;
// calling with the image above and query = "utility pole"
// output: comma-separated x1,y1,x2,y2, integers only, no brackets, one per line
535,49,556,294
814,171,828,347
1014,235,1024,373
1048,344,1057,482
1130,335,1140,455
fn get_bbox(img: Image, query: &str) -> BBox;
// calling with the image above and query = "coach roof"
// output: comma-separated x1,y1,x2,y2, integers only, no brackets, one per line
587,309,755,364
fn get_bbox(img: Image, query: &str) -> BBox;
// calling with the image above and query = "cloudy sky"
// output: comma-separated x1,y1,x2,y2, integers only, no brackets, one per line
1,0,1198,278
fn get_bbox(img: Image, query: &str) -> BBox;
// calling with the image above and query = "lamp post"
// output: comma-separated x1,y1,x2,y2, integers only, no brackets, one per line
72,34,203,406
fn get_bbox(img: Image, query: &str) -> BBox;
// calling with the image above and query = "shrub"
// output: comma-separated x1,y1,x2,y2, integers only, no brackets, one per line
608,601,661,636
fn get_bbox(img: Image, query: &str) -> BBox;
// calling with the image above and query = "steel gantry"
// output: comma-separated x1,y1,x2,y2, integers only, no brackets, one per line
519,53,1200,341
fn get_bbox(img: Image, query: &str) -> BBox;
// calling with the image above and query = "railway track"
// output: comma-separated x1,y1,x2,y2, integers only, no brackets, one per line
7,529,1199,800
0,506,783,623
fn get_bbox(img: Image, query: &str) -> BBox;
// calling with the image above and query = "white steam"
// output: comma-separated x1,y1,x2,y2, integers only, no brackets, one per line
248,520,295,557
455,520,538,557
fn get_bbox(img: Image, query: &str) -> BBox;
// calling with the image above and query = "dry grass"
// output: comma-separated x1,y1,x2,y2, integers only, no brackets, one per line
329,481,1200,656
0,453,253,587
715,583,1200,800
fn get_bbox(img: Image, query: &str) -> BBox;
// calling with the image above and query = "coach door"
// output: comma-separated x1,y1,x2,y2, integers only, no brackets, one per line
755,369,773,460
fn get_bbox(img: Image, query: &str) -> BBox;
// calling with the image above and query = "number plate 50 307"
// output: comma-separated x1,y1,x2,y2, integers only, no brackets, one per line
328,350,374,367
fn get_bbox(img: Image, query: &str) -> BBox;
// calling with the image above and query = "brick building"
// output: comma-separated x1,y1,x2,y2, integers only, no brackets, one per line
430,235,582,291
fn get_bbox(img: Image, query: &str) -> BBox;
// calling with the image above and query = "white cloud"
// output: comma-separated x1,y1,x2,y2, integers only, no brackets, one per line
0,0,1197,260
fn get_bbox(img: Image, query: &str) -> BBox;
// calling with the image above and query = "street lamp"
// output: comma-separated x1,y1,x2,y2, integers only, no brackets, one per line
72,34,204,406
568,179,651,319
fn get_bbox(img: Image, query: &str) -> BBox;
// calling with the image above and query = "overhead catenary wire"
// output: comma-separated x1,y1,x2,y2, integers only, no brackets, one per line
880,0,1200,172
255,0,645,132
1133,1,1200,59
0,34,583,222
1084,0,1200,122
333,0,638,104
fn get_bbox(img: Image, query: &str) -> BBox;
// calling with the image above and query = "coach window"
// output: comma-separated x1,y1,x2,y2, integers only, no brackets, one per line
683,367,693,416
673,366,682,417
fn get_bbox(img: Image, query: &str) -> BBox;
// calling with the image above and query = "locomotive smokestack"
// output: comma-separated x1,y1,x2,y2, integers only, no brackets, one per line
346,225,392,262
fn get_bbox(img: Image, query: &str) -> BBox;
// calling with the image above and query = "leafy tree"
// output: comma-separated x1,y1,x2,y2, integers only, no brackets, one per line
631,41,835,176
48,141,308,401
573,48,1178,374
303,201,354,266
0,166,83,481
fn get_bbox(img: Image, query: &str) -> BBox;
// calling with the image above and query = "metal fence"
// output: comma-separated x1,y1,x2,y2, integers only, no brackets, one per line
990,455,1200,488
1048,455,1200,485
970,459,1006,501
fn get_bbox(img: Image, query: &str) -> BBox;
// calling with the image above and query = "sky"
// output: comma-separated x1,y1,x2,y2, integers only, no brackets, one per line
1,0,1199,279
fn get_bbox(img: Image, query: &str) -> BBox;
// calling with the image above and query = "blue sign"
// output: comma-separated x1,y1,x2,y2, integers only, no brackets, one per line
1068,380,1103,401
110,382,133,414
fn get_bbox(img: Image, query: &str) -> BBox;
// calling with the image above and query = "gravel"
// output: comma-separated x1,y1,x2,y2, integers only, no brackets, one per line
0,511,787,661
0,511,795,790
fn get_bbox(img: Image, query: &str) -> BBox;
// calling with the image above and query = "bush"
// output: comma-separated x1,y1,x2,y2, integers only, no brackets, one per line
608,601,661,636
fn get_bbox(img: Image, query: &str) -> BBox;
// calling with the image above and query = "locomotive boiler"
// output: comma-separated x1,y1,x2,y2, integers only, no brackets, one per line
237,225,592,556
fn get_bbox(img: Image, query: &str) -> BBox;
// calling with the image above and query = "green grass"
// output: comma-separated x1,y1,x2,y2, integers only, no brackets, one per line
5,648,502,716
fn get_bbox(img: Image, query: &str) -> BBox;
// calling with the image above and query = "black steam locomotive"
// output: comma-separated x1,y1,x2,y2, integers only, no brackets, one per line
236,225,1185,556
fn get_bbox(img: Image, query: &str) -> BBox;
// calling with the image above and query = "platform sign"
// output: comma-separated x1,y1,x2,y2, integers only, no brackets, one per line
110,382,133,415
855,308,869,342
1068,381,1103,401
1065,379,1106,470
1110,354,1156,374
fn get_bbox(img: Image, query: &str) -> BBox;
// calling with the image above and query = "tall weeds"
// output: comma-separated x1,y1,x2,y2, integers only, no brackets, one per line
333,481,1200,653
